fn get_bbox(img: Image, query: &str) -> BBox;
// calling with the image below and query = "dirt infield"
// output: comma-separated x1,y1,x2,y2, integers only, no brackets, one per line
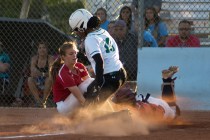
0,107,210,140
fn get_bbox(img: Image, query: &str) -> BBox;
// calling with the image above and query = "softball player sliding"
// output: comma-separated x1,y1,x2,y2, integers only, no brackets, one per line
69,9,127,104
112,66,181,120
112,89,179,120
135,94,177,119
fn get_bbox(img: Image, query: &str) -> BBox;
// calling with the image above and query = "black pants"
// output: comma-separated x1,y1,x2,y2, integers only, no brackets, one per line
161,78,176,105
98,67,127,103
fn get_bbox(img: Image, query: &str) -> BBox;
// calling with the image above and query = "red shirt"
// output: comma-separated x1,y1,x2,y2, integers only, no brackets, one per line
166,35,200,47
53,62,88,102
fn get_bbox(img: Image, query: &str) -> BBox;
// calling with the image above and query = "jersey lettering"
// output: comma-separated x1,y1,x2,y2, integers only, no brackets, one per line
104,38,115,53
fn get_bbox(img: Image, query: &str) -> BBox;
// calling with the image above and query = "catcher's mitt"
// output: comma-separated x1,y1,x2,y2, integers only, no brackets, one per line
112,88,136,105
168,66,179,73
162,66,179,79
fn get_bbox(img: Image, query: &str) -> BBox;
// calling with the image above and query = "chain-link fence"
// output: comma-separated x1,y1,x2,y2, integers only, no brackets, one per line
0,0,210,108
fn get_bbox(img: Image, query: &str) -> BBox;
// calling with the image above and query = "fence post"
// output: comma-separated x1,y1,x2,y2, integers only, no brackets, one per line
137,0,144,49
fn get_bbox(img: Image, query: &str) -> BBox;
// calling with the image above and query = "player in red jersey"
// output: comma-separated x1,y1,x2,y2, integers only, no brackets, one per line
50,41,94,115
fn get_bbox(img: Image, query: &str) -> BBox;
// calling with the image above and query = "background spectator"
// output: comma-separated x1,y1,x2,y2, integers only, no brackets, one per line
145,7,168,47
114,20,138,81
95,7,110,31
131,0,162,20
134,20,158,47
119,6,135,34
166,20,200,47
108,20,116,39
0,41,10,95
28,41,54,108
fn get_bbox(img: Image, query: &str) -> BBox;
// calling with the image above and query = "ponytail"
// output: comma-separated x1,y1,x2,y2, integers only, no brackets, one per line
49,56,63,83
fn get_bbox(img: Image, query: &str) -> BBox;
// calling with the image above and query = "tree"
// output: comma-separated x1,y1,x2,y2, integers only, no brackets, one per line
20,0,31,19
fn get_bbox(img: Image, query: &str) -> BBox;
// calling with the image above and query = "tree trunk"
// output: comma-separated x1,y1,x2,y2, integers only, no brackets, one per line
20,0,31,19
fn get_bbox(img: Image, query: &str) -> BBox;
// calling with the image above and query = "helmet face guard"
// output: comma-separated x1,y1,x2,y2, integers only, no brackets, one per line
69,9,93,32
72,21,84,32
73,28,85,33
74,28,85,32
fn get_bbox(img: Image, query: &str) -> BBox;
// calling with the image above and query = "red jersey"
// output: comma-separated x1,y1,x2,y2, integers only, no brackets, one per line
53,62,88,102
166,35,200,47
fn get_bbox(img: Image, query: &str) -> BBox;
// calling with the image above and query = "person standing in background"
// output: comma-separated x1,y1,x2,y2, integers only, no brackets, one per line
166,20,200,47
134,19,158,47
131,0,162,19
114,20,137,81
144,7,168,47
95,7,110,31
119,6,135,34
107,21,116,39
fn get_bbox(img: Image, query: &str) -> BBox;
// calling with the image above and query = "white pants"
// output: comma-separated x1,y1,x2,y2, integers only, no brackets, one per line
136,94,176,119
147,97,176,119
56,77,94,115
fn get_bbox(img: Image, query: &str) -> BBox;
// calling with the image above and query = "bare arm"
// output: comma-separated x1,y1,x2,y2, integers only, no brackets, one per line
44,55,54,77
30,56,41,78
42,55,55,102
68,86,86,105
48,55,55,65
92,53,104,87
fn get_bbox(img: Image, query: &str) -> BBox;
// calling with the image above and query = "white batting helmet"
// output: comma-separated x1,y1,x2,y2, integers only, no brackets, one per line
69,9,93,32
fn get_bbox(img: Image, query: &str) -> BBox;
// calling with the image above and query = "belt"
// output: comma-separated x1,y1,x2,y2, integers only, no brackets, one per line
104,68,123,76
